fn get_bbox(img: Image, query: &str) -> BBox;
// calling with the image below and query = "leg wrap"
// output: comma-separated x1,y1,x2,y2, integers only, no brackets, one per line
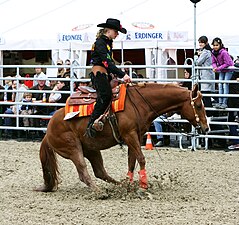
138,169,148,189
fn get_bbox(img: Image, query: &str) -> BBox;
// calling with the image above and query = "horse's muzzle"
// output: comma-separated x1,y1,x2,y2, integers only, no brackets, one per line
196,125,209,135
204,127,209,133
200,126,209,135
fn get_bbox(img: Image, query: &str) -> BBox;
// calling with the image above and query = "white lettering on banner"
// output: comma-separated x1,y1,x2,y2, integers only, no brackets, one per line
58,33,84,43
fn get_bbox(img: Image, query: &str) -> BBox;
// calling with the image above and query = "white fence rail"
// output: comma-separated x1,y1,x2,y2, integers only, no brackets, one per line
0,63,239,150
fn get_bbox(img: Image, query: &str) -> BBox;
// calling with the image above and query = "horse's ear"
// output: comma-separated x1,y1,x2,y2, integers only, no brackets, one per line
192,83,199,99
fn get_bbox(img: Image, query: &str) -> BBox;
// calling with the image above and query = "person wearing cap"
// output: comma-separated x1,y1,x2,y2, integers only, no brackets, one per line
30,74,52,130
86,18,131,138
33,67,47,86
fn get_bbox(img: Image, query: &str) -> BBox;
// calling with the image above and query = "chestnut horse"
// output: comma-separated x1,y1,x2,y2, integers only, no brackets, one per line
36,82,208,192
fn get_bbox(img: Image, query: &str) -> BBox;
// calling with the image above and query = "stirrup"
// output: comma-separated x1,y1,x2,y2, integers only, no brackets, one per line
92,120,104,131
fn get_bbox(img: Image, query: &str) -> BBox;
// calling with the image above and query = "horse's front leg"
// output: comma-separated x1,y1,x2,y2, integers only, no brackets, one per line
124,132,148,189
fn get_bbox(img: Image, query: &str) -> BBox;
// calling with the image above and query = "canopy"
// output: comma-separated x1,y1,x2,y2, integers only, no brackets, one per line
0,0,238,55
0,0,239,50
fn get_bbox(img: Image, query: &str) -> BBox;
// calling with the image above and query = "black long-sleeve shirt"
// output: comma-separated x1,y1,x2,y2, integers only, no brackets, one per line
90,35,125,78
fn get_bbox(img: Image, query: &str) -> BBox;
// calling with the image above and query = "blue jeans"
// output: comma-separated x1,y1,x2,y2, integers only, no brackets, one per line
4,108,14,136
4,108,14,126
218,71,233,105
153,120,163,140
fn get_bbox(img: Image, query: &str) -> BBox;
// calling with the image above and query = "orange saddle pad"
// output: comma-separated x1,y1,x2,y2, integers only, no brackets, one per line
64,84,126,120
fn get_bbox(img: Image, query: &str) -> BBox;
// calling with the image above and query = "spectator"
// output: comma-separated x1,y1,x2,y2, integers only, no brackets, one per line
24,74,33,88
63,59,77,92
0,84,4,100
49,80,70,115
227,63,239,150
3,78,28,137
0,84,4,137
33,67,47,86
3,76,12,103
179,68,192,90
194,35,215,115
56,59,65,78
11,77,28,114
63,59,77,78
211,37,234,109
78,76,90,88
153,117,165,147
4,76,12,90
123,61,138,78
137,74,144,78
30,74,52,128
49,79,57,90
168,68,193,120
20,92,33,127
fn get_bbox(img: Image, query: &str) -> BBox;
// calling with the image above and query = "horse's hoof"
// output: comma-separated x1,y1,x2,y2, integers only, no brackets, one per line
136,189,153,200
139,182,148,189
33,185,53,192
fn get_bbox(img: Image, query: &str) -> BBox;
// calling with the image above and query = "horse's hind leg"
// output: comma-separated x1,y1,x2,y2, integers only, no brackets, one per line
85,150,119,184
70,147,99,192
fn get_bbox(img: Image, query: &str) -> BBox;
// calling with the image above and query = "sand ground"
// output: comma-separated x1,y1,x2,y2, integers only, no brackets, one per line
1,140,239,225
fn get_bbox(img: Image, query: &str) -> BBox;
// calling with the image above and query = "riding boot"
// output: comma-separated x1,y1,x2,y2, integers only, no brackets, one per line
86,120,97,138
86,115,105,138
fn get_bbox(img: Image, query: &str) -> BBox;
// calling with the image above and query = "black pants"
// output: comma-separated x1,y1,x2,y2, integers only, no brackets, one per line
88,72,112,124
201,91,214,117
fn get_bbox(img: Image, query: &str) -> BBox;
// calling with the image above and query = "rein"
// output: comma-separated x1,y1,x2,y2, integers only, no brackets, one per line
126,86,145,143
129,83,200,137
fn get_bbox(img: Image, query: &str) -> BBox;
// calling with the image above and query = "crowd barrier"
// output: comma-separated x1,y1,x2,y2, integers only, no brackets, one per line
0,63,239,150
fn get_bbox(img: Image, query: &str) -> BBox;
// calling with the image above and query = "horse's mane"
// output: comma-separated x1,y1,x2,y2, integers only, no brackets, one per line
131,82,188,90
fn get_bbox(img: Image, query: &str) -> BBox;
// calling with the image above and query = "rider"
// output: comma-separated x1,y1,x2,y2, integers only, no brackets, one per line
86,18,131,138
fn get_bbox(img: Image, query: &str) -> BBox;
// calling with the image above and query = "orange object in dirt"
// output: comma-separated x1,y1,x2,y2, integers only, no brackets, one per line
145,133,153,150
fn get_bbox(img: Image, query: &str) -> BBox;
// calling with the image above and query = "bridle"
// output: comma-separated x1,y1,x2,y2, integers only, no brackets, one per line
127,83,202,137
190,91,202,130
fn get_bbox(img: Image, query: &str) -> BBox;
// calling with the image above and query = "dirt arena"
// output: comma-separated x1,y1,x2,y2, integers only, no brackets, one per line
1,140,239,225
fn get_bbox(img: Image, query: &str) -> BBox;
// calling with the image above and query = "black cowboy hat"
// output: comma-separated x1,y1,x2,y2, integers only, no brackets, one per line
97,18,127,34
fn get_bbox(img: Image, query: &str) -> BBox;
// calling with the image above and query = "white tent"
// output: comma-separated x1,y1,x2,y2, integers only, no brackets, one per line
0,0,238,50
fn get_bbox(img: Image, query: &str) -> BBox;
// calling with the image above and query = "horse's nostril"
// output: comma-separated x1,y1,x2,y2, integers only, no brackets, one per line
205,127,209,133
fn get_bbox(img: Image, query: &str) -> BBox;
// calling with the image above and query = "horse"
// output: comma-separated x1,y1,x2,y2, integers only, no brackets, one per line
36,82,209,192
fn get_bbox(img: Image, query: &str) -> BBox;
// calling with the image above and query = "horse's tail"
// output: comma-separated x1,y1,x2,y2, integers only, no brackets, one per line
38,136,59,192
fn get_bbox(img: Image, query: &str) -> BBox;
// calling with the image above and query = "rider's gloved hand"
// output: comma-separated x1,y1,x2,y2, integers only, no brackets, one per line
123,74,131,83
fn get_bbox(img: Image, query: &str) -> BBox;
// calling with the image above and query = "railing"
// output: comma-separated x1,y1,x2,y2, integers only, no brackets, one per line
0,63,239,150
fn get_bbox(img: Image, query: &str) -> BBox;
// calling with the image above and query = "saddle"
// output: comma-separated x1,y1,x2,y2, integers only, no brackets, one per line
68,82,121,106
